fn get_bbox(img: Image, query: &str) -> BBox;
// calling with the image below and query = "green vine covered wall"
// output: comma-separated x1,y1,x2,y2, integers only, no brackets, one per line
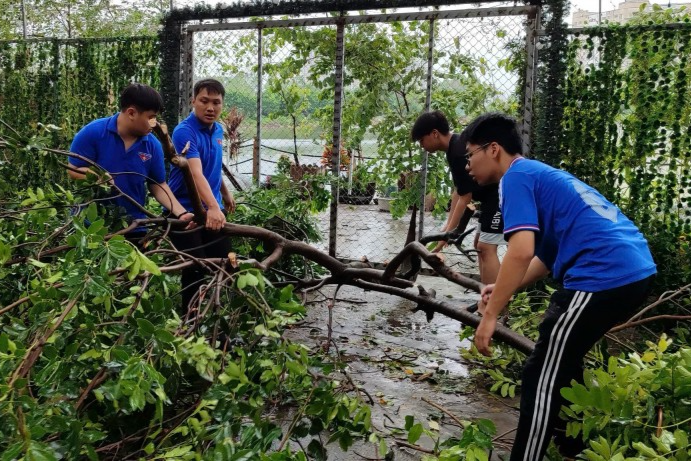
0,37,159,192
0,37,159,148
556,21,691,286
533,0,568,161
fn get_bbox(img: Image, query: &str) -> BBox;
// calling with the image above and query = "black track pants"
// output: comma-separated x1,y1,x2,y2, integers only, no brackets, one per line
510,275,653,461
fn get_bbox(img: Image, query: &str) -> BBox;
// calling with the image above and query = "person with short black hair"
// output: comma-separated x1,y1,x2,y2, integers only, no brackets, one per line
68,83,194,241
167,78,236,312
411,110,505,284
465,112,656,460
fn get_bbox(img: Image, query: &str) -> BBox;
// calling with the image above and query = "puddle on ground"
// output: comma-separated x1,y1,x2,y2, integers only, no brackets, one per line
283,274,519,460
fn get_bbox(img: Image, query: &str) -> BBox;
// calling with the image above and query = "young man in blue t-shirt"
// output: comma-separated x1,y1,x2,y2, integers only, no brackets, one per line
68,83,194,241
411,111,505,284
465,113,656,460
168,79,236,312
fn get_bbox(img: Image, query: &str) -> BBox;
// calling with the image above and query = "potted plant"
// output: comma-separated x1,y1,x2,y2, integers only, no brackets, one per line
339,163,376,205
377,182,397,211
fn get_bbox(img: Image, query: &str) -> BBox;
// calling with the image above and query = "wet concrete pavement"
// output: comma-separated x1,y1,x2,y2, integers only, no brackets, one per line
315,204,481,275
284,274,519,460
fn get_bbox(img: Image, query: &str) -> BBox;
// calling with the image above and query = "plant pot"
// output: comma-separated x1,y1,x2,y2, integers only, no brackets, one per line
338,182,375,205
378,197,393,211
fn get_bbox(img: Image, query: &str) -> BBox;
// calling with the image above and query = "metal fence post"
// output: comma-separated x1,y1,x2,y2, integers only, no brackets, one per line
180,29,194,120
419,18,435,239
522,6,540,154
21,0,28,39
255,26,263,183
329,19,345,257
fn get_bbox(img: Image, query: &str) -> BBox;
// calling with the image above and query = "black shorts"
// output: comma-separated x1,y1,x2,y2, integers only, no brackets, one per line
478,204,504,234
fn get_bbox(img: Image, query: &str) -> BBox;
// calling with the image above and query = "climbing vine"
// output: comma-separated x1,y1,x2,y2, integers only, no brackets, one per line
0,37,159,149
554,12,691,287
0,37,159,197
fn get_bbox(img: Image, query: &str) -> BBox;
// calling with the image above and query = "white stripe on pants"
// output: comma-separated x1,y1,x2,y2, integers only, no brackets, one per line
523,291,593,461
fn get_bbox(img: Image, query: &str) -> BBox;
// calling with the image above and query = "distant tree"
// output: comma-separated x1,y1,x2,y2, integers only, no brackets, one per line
2,0,168,39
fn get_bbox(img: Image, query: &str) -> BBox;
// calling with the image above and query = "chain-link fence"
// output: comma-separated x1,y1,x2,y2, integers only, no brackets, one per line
181,5,539,272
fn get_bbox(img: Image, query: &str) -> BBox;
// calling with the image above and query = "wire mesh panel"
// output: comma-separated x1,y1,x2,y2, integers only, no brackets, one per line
190,28,259,188
182,6,536,273
331,10,530,269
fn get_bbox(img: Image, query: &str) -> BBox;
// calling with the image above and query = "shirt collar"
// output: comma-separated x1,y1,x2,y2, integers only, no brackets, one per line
187,111,219,134
509,156,525,169
106,113,119,134
107,113,150,143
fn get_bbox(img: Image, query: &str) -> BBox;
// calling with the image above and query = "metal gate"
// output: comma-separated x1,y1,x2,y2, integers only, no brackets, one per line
177,5,539,271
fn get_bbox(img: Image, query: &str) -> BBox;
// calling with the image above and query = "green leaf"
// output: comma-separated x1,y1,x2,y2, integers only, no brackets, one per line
160,445,193,458
405,415,415,430
476,419,496,436
408,423,423,444
137,318,156,336
633,442,659,457
1,442,24,461
0,240,10,264
138,253,161,276
155,329,176,344
244,272,259,287
26,441,58,461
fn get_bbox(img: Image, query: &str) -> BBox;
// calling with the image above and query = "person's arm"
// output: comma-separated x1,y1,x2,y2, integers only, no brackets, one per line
433,191,472,253
68,125,112,183
474,230,535,356
148,182,193,219
478,255,550,312
520,256,550,287
187,157,226,231
220,179,236,213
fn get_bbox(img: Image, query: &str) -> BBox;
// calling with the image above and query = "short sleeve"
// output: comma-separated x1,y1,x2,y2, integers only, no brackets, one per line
501,171,540,237
172,125,200,160
446,150,479,196
148,138,166,184
69,126,97,168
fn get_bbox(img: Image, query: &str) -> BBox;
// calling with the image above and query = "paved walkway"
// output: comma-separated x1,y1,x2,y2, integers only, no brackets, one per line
315,204,486,276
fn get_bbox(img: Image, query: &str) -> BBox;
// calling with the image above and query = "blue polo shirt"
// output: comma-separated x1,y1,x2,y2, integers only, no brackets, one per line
69,114,166,221
168,112,224,212
499,158,656,292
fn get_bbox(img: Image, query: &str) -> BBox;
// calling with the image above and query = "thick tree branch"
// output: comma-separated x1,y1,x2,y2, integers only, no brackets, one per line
349,279,535,355
383,241,482,293
151,122,206,221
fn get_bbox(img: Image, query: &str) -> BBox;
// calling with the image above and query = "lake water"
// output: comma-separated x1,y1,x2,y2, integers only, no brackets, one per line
224,138,380,183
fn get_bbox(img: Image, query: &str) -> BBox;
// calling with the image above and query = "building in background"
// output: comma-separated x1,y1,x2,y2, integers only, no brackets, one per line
572,0,689,25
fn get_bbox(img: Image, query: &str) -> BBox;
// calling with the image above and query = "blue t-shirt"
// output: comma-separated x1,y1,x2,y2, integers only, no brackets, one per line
69,114,166,221
500,158,656,291
168,112,224,212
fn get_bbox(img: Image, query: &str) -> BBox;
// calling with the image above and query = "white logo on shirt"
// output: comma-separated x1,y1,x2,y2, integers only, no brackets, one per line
569,178,618,223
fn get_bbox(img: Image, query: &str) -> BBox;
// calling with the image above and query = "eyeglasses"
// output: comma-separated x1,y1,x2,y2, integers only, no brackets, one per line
465,142,491,161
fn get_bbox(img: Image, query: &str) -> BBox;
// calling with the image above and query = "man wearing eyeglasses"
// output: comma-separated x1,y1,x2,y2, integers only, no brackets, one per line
411,110,506,284
465,112,656,460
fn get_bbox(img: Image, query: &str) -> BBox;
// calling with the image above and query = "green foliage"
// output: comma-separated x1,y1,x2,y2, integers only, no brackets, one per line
0,137,373,459
533,0,569,161
225,19,522,219
561,334,691,459
3,0,166,39
460,287,553,398
230,172,331,278
398,414,496,461
536,12,691,287
0,37,159,150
